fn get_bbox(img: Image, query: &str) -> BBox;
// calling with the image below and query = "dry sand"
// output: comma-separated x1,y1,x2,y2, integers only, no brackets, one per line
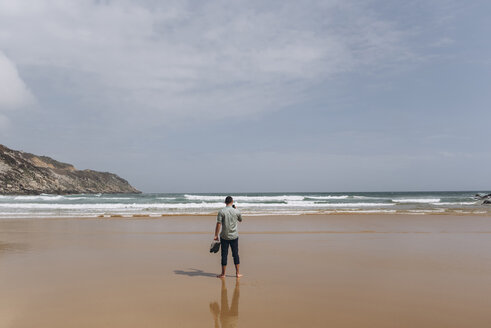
1,214,491,327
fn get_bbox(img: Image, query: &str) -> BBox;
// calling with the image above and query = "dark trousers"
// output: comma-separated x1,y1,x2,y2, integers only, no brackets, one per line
220,237,239,266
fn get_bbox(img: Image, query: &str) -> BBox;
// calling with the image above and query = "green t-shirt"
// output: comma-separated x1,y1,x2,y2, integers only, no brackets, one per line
217,206,243,240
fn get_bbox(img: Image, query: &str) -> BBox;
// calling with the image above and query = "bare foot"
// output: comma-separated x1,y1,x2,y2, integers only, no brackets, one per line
217,274,226,278
236,273,243,278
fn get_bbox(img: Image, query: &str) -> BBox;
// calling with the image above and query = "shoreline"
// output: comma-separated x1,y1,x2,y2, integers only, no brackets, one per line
1,213,490,231
0,209,490,220
1,191,488,219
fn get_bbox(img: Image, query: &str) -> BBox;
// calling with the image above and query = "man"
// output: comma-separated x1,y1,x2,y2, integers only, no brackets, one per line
214,196,243,278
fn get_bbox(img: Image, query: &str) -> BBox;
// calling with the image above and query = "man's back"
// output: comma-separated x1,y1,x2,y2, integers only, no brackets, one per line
214,196,243,278
217,206,242,240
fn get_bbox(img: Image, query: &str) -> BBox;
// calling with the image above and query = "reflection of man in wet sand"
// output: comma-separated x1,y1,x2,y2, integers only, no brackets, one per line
210,278,240,328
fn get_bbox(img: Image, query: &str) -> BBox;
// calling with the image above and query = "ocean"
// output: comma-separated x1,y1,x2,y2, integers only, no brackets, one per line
0,191,489,218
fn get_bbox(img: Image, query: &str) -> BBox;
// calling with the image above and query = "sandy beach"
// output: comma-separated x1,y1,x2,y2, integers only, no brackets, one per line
1,214,491,327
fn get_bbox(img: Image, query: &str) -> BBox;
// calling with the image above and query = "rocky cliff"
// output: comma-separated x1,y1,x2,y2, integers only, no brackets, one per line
0,144,140,195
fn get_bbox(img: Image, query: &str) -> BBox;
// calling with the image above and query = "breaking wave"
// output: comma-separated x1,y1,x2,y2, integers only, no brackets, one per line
0,191,487,218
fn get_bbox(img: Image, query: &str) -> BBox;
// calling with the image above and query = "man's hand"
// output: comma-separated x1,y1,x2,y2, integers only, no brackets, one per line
214,236,219,241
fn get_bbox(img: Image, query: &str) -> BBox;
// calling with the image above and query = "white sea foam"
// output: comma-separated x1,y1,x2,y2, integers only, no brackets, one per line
0,201,396,210
305,195,349,200
408,209,446,213
184,194,305,202
392,198,441,203
237,202,395,208
328,209,397,214
352,196,389,200
13,195,66,201
244,210,321,216
431,202,476,206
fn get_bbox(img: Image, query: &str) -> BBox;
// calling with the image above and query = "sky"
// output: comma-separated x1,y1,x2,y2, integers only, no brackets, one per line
0,0,490,192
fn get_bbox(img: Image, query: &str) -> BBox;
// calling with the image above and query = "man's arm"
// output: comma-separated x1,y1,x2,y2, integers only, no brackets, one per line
237,211,243,222
214,222,221,240
215,210,223,240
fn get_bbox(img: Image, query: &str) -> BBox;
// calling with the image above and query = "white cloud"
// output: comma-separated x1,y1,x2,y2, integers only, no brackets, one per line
0,51,34,110
0,0,414,124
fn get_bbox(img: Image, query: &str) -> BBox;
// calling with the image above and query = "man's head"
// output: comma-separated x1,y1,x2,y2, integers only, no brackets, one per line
225,196,233,205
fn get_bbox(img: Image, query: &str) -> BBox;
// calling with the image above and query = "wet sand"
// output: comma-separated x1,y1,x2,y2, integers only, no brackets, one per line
1,214,491,327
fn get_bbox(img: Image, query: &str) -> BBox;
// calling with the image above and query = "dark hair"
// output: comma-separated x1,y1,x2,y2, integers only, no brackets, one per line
225,196,233,204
